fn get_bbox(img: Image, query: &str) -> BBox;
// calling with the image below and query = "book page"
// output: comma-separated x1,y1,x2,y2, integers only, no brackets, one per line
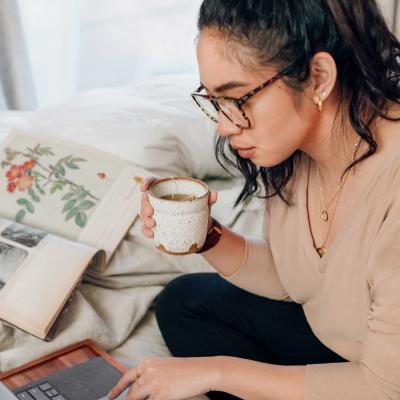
0,130,149,264
0,217,103,339
76,163,146,267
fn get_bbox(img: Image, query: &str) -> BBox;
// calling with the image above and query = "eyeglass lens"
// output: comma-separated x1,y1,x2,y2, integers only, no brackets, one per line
194,95,249,128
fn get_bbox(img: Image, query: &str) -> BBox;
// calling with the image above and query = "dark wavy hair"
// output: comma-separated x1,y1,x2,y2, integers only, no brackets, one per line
198,0,400,206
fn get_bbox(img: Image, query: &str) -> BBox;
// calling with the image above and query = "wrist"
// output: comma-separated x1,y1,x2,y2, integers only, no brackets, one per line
205,356,228,392
207,216,213,231
196,217,223,254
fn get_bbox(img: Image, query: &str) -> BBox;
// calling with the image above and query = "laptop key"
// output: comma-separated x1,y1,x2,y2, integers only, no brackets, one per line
52,396,66,400
27,387,49,400
16,393,35,400
45,388,59,397
39,383,52,391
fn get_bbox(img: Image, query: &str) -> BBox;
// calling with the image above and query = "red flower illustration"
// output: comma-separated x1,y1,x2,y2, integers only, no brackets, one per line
6,165,23,181
4,160,37,193
23,159,36,170
7,181,17,193
16,175,34,191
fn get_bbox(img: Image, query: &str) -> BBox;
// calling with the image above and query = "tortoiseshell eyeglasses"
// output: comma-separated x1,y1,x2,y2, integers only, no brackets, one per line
191,67,291,129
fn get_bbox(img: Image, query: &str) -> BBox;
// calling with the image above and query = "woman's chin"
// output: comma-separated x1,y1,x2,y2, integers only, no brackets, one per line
239,148,288,168
255,156,285,168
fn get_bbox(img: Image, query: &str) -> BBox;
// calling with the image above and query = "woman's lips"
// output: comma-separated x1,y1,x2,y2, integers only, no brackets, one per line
237,147,256,158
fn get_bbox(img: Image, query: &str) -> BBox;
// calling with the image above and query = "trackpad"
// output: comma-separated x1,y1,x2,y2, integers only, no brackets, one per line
13,357,124,400
98,387,130,400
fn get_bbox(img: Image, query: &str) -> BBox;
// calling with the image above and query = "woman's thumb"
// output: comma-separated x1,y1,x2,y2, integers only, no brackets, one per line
208,190,218,206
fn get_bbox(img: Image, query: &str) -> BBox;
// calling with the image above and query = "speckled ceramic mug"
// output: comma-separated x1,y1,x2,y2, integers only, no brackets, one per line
148,177,209,255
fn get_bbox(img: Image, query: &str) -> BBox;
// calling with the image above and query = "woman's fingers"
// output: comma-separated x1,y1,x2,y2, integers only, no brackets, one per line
140,191,155,238
140,193,154,219
144,217,155,229
140,176,158,193
126,379,153,400
141,224,154,238
108,369,138,399
208,190,218,206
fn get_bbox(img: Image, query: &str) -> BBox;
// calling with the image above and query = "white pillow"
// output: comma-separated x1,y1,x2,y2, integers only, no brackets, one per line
24,74,230,179
0,111,34,142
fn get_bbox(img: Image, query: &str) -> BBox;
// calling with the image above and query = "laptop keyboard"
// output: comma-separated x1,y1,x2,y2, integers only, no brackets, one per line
16,382,65,400
12,356,124,400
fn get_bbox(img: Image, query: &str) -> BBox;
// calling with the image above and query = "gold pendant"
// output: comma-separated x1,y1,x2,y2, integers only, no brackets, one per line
317,246,327,257
321,209,328,221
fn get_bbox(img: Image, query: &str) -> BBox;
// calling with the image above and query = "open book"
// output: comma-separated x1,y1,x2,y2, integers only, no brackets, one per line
0,129,149,340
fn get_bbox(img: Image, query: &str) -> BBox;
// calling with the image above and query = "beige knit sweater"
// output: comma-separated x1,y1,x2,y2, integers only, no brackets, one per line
222,152,400,400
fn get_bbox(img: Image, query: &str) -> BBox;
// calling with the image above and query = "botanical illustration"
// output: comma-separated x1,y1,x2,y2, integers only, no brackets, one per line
1,143,99,229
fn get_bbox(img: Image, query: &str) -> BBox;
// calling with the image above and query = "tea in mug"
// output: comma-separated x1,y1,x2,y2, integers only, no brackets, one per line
160,193,197,201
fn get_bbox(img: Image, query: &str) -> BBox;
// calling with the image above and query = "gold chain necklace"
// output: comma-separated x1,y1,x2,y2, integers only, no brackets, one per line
316,168,340,221
315,137,362,257
316,137,362,222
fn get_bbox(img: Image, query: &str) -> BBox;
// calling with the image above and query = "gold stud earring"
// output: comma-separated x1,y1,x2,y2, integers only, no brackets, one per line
317,91,327,112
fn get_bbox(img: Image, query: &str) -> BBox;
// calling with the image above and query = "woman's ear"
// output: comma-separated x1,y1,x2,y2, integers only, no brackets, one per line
309,52,337,107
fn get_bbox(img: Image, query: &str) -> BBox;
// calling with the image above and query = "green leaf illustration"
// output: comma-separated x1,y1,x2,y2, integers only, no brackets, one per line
77,190,88,200
16,209,26,222
28,188,40,203
62,192,75,201
38,146,54,156
71,157,86,163
25,201,34,213
75,212,87,228
66,207,79,221
32,170,46,179
35,182,46,195
63,199,77,212
53,164,65,177
79,200,95,210
17,198,29,206
66,162,79,169
50,181,64,194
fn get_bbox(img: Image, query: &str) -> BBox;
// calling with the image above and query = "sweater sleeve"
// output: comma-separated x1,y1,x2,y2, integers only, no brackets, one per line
219,207,290,301
305,205,400,400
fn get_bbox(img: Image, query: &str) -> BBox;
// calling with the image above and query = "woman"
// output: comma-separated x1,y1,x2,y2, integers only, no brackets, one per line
110,0,400,399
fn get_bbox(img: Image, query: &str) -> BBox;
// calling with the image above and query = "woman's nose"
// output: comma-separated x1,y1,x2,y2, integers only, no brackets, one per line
217,112,242,137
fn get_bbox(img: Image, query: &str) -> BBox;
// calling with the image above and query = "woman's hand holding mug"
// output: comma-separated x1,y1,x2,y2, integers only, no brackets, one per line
139,177,218,250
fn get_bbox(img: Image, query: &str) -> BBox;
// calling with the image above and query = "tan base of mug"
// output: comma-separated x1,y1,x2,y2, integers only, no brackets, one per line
156,243,200,256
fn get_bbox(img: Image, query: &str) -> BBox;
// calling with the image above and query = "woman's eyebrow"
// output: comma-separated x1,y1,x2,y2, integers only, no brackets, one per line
200,81,249,94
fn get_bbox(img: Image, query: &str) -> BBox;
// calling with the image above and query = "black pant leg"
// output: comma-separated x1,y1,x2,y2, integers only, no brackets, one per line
155,273,346,400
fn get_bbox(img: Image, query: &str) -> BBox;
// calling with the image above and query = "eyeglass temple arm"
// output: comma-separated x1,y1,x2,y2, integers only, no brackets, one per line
237,67,292,106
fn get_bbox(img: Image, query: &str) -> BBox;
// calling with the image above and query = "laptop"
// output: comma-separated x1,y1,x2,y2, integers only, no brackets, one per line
0,380,129,400
0,340,133,400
